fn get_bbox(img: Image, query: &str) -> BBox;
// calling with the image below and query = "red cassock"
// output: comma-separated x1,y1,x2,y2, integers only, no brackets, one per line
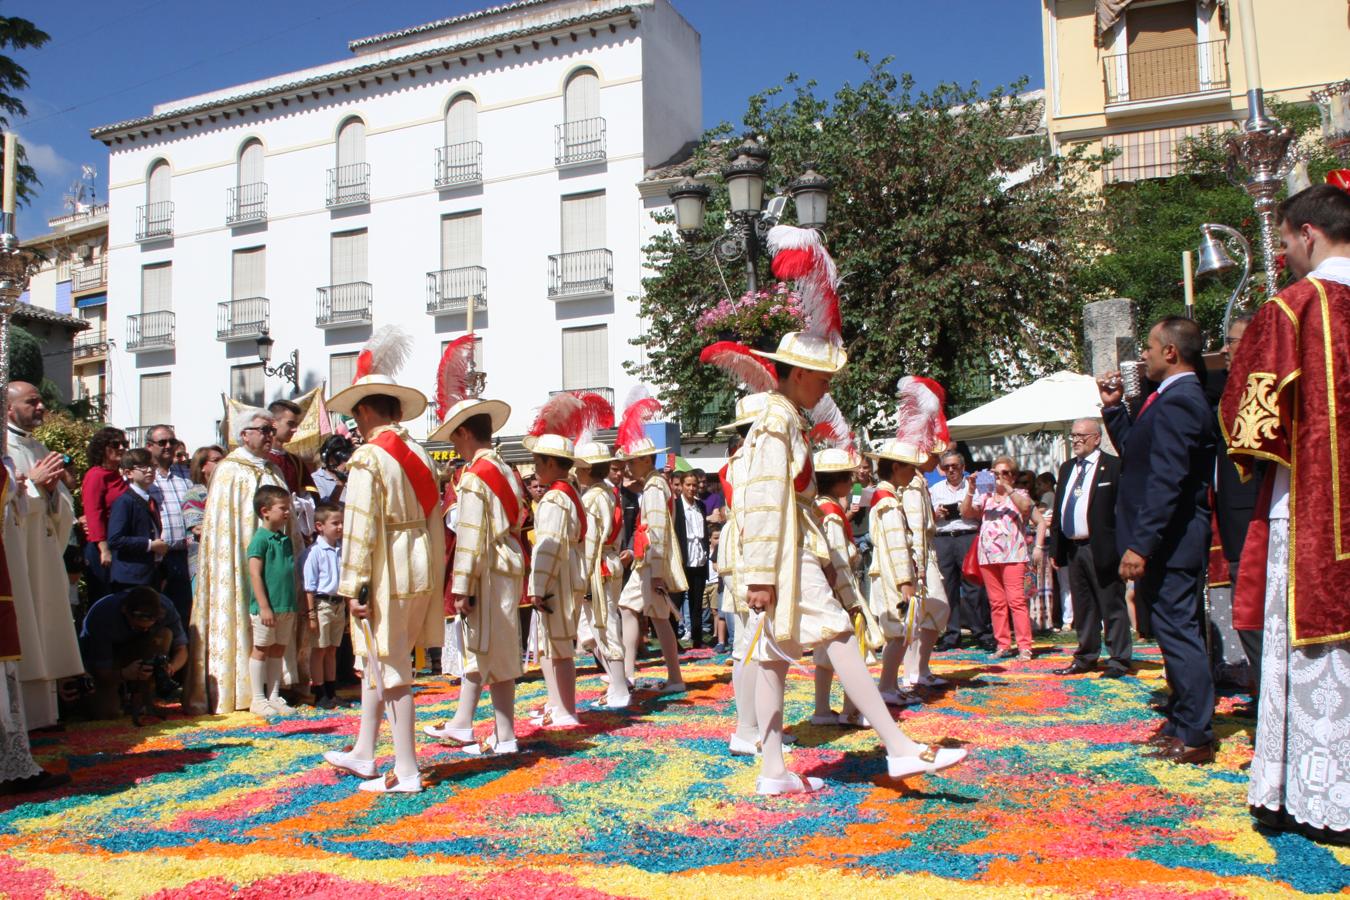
1219,274,1350,647
0,466,18,661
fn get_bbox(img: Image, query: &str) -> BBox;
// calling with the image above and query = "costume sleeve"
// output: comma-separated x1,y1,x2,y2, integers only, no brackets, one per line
875,502,915,588
337,455,379,598
451,479,489,596
823,514,861,608
640,483,670,570
1220,298,1298,475
529,494,567,598
582,491,604,583
739,423,790,588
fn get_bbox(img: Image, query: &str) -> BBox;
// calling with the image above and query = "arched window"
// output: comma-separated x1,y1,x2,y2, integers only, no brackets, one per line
558,69,604,166
147,159,170,205
139,159,173,239
438,94,481,186
330,117,369,207
563,68,599,123
238,139,264,185
229,139,266,223
336,117,366,168
444,94,477,145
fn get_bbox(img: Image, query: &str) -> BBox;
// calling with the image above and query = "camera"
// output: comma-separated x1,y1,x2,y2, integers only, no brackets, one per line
142,654,181,701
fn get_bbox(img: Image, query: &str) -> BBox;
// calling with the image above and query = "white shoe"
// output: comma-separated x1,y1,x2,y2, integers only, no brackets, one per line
887,746,968,779
324,747,377,779
837,710,870,728
809,712,841,726
533,709,581,728
268,696,294,713
423,722,475,744
728,733,793,756
250,698,278,717
755,772,824,795
880,689,923,707
358,770,424,793
905,674,949,688
462,736,519,756
783,731,798,746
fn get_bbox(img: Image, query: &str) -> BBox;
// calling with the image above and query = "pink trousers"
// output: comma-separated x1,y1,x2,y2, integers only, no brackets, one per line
981,562,1033,652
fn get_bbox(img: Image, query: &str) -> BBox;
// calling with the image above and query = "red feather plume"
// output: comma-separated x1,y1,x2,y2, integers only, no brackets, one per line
435,335,476,420
809,394,853,450
766,225,842,345
1328,169,1350,193
617,386,662,453
576,391,615,442
699,341,778,392
353,349,373,384
529,392,584,440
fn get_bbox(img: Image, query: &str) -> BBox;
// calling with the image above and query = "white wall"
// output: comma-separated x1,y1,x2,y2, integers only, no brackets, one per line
102,6,699,447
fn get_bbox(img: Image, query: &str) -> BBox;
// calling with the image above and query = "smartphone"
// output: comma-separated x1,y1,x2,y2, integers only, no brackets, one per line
975,470,995,495
942,502,961,519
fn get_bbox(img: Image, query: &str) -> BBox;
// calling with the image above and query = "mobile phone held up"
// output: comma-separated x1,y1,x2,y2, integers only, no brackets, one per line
975,470,995,496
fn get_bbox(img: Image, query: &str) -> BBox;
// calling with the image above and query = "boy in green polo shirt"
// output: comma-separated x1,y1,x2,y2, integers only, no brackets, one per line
247,484,298,717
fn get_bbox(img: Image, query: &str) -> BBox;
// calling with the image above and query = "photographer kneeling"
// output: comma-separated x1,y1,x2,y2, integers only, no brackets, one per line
78,586,188,721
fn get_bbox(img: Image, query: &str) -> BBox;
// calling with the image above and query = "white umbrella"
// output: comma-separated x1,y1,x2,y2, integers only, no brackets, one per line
947,370,1101,441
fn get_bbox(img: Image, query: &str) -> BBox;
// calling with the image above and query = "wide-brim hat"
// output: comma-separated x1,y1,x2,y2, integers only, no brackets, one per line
574,441,615,465
327,375,428,421
866,439,928,466
429,397,511,443
522,433,575,461
615,436,669,461
751,332,848,374
717,392,769,432
814,447,862,473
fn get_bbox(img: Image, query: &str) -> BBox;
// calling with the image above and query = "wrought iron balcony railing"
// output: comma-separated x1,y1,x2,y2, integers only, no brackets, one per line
72,329,108,360
426,266,487,316
548,249,613,299
71,261,106,293
217,297,270,341
326,163,371,208
1104,39,1229,105
435,141,483,187
126,310,175,352
316,282,372,328
227,182,268,225
136,202,174,242
555,117,606,166
126,425,152,448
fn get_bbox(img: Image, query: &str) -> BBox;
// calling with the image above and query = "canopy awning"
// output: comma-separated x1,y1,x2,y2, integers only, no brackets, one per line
947,370,1102,441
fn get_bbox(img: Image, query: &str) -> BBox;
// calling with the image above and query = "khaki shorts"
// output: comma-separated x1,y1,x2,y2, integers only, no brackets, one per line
251,611,297,649
315,598,346,649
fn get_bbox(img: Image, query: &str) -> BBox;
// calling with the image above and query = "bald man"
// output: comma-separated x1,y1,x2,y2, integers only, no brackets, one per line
5,382,83,728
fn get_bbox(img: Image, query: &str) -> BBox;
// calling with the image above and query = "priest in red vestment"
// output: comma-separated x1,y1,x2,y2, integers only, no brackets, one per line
1219,180,1350,844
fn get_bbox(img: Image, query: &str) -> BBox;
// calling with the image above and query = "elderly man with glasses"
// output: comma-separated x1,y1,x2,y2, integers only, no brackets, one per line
929,451,995,652
1049,419,1131,678
145,425,195,625
183,409,293,714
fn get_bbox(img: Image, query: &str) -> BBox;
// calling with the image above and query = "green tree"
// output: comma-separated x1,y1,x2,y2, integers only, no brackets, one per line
630,56,1105,430
8,322,41,383
0,14,51,206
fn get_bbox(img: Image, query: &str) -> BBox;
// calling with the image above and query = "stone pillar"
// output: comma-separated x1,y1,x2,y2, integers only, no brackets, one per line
1082,298,1137,376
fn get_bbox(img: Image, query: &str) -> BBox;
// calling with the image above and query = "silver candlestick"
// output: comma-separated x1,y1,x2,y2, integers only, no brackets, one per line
1224,90,1296,280
0,229,39,455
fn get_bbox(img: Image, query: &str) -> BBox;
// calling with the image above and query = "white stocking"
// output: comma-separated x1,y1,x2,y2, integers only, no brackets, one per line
386,686,419,779
451,673,483,729
755,659,789,779
488,680,516,742
879,639,904,693
732,657,759,742
352,677,382,760
826,635,922,757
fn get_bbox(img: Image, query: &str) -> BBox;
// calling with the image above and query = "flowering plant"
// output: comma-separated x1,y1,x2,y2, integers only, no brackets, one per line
695,283,805,344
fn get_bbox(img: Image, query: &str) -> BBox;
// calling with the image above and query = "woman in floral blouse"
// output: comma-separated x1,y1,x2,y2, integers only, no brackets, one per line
961,457,1035,660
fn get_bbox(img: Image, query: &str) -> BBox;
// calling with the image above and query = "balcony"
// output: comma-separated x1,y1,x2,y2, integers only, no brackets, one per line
549,249,613,300
136,202,174,242
327,163,370,208
435,141,482,187
126,311,175,353
126,425,151,448
72,328,108,361
549,387,614,408
555,117,606,167
73,391,108,419
426,266,487,316
1103,40,1229,111
71,261,106,294
316,282,372,328
227,182,268,225
217,297,270,341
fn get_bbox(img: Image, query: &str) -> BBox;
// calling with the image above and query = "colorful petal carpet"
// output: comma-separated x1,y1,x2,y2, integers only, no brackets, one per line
3,642,1347,899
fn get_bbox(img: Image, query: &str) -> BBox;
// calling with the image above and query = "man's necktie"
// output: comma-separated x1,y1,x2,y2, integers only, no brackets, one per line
1138,390,1159,417
148,497,162,535
1062,458,1088,538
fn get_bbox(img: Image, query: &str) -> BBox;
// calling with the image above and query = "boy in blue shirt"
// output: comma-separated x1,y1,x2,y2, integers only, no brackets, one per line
302,502,345,709
247,484,298,717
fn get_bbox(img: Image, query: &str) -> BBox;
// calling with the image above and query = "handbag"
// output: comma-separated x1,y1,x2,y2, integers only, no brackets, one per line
961,533,983,585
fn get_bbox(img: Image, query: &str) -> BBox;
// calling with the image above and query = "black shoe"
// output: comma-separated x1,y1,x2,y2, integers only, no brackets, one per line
1052,662,1094,675
1100,667,1130,679
934,640,960,652
2,769,71,795
978,641,998,653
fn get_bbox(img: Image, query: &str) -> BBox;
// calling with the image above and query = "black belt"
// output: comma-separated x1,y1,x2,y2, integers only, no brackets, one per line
314,592,342,601
936,530,977,538
1068,537,1091,546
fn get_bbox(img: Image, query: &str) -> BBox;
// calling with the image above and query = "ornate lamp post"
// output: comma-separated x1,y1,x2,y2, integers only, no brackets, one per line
255,327,300,394
668,137,831,293
1312,79,1350,162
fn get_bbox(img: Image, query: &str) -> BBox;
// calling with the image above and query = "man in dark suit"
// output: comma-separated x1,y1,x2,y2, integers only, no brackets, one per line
1050,418,1131,677
107,448,168,591
671,471,710,647
1100,316,1217,765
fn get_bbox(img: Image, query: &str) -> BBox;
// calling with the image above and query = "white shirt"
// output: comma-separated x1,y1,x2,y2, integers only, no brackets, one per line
681,496,707,568
1059,449,1101,540
929,477,979,534
1154,370,1197,396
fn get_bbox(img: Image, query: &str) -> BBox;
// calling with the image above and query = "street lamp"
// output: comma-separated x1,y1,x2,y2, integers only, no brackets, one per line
256,327,300,394
667,136,831,293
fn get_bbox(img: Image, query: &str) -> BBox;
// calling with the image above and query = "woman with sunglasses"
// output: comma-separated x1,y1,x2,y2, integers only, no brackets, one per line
961,457,1036,660
81,427,129,601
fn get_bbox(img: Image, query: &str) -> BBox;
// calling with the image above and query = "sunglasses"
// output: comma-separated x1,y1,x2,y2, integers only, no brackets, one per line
993,469,1014,477
243,426,277,436
150,438,176,447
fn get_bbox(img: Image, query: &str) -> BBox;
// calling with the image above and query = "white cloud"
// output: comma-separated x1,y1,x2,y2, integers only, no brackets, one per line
14,136,74,179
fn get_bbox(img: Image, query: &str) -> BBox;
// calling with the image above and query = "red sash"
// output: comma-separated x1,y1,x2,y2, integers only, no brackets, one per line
718,463,733,507
632,485,674,562
467,456,521,526
551,480,587,543
369,430,438,518
870,488,898,507
794,455,815,494
818,499,853,543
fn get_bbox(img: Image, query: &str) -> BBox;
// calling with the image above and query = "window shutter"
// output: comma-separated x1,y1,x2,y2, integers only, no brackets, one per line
232,247,266,300
331,230,368,285
139,373,171,425
337,119,366,167
230,364,265,406
561,325,608,391
564,69,599,122
441,211,483,269
330,352,359,388
141,263,172,313
147,161,171,205
561,192,605,253
239,140,264,185
445,95,478,145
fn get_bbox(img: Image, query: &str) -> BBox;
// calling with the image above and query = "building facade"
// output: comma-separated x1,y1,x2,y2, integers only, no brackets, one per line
1041,0,1349,184
19,205,107,408
93,0,700,446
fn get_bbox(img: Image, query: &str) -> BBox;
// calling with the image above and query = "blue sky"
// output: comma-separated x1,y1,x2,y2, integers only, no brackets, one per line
8,0,1044,238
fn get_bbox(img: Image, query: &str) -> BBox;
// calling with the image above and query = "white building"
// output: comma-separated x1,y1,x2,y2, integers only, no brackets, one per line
93,0,701,446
